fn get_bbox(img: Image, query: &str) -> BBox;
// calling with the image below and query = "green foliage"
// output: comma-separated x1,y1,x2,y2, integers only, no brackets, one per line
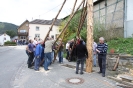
107,38,133,55
6,30,17,38
0,22,18,37
4,41,16,46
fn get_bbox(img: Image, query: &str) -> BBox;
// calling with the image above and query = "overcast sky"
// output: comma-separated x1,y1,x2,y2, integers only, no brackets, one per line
0,0,97,25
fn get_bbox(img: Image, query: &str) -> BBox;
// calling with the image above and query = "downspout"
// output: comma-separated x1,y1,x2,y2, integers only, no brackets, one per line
124,0,127,38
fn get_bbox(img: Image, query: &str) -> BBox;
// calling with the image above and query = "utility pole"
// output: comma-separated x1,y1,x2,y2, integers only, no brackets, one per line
86,0,93,73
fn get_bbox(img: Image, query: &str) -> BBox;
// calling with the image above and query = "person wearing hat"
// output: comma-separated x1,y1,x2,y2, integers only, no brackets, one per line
75,39,88,75
96,37,108,77
34,40,43,71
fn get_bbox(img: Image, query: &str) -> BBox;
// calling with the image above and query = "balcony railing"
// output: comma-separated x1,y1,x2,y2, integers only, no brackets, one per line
18,32,28,36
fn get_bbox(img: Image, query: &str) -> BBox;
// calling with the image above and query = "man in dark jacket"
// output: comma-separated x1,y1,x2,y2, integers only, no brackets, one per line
96,37,108,77
75,39,88,75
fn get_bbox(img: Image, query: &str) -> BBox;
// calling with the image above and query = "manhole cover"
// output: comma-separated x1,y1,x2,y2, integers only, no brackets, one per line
66,77,84,85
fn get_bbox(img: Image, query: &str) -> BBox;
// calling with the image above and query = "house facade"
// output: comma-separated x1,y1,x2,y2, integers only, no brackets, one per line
28,19,61,40
0,33,11,45
17,20,29,42
93,0,133,38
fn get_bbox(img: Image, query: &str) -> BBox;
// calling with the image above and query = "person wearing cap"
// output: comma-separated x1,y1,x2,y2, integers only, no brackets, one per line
75,39,88,75
96,37,108,77
34,40,43,71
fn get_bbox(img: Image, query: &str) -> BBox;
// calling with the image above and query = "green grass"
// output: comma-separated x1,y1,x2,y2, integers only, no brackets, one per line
107,38,133,55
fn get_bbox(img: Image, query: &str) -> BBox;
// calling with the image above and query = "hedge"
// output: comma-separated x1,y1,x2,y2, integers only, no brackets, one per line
4,41,16,46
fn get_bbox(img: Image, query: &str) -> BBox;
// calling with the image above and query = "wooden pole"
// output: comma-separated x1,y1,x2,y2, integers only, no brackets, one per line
53,0,84,45
86,0,93,73
53,0,78,61
43,0,66,42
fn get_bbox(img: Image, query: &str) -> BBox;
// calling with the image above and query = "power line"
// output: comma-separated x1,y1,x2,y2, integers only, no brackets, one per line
32,2,65,19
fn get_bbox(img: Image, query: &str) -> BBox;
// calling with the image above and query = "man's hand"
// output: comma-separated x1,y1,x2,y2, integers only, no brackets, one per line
96,49,100,53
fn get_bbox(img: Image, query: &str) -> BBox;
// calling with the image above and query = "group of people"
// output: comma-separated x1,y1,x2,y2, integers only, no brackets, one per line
26,37,64,71
65,37,108,77
26,36,108,77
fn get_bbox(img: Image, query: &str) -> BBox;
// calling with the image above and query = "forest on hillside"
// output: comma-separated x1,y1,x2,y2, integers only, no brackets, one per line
0,22,18,37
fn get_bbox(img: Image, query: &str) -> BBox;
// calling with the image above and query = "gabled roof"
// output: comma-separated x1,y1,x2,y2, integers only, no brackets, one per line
29,19,61,26
18,20,29,29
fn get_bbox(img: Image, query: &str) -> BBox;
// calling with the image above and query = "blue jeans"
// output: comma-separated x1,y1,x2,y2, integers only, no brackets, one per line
58,51,63,63
51,51,54,63
44,52,52,70
34,56,40,70
93,54,97,66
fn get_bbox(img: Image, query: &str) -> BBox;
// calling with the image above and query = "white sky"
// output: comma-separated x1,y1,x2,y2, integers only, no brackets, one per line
0,0,97,25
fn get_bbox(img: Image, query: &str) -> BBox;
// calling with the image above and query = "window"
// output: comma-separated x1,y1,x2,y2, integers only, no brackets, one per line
35,34,40,38
36,26,39,31
20,30,26,33
20,36,23,39
4,38,6,40
26,24,28,26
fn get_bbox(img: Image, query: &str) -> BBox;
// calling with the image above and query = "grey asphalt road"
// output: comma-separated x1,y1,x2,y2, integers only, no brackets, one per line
0,46,27,88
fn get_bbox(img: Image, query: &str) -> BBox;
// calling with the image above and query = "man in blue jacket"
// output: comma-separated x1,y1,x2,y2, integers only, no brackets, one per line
34,40,43,71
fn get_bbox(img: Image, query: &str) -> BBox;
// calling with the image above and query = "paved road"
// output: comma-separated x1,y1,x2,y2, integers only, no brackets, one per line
0,46,120,88
0,46,27,88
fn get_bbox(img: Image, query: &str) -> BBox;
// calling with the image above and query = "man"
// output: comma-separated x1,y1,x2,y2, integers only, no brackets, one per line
57,38,64,64
96,37,108,77
66,41,70,59
34,40,43,71
44,37,55,71
75,39,88,75
27,40,34,68
93,41,97,67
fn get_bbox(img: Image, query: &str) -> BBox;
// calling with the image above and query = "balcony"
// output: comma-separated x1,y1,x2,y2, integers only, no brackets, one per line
18,32,28,36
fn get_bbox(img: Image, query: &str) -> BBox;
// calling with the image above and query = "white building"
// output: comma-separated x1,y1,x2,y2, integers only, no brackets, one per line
29,19,61,40
0,33,11,45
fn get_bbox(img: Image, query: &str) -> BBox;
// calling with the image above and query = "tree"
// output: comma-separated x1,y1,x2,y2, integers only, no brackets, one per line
6,30,17,38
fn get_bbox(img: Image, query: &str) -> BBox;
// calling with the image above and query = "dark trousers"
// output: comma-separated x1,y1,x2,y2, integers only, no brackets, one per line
66,49,69,59
28,52,34,68
98,54,106,75
76,57,85,73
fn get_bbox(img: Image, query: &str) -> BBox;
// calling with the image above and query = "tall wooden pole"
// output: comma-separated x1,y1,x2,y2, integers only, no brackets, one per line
53,0,78,61
43,0,66,42
53,0,84,45
86,0,93,73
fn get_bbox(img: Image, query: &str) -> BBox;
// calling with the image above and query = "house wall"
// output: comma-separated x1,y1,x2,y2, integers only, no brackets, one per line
18,21,29,40
0,34,11,45
18,21,29,33
29,24,60,40
94,0,124,38
124,0,133,37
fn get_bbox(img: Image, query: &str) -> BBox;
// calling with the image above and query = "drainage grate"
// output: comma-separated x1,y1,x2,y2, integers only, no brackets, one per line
66,77,84,85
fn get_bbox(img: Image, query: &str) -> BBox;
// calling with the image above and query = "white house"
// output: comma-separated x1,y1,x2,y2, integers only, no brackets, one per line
0,33,11,45
29,19,61,40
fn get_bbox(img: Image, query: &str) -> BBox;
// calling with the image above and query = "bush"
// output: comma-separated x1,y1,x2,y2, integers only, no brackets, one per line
107,38,133,55
4,41,16,46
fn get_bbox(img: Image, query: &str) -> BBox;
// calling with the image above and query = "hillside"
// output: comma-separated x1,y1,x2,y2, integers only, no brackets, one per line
0,22,18,34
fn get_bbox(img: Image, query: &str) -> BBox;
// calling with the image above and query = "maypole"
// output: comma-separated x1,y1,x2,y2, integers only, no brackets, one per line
86,0,93,73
